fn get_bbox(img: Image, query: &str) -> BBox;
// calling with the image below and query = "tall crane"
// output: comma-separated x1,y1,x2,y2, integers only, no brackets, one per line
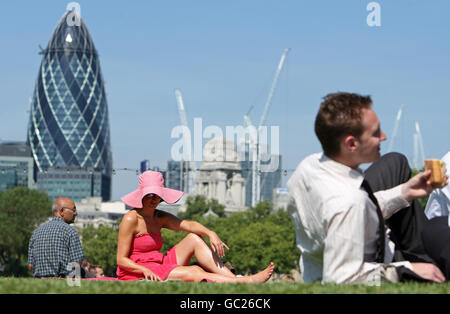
413,133,419,170
258,48,290,128
387,104,404,153
413,121,426,170
175,88,188,129
174,88,195,194
244,48,291,207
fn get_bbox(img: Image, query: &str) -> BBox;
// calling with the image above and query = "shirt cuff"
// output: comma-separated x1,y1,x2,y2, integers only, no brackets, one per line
374,184,410,219
390,261,414,272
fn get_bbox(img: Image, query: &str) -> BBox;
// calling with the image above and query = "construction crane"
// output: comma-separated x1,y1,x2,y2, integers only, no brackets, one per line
387,104,404,153
174,88,195,194
175,88,188,129
258,48,290,128
244,48,291,207
413,133,419,170
413,121,426,170
243,105,254,127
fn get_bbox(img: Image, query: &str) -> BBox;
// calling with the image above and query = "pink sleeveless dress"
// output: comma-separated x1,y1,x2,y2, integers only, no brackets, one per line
116,232,179,281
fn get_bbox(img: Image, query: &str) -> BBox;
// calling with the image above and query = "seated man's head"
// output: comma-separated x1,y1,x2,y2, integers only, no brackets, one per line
314,92,387,168
52,197,77,224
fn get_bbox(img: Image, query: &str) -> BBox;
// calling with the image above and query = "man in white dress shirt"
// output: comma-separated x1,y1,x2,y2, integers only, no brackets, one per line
421,150,450,279
287,92,446,284
425,150,450,221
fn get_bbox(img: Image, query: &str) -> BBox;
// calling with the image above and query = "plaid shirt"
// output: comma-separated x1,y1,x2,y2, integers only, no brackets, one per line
27,217,85,277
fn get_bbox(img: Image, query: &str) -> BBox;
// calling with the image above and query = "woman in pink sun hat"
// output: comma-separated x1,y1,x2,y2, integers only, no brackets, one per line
116,170,274,283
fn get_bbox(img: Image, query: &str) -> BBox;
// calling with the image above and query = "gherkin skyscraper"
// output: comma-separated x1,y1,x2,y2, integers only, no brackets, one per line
27,11,112,201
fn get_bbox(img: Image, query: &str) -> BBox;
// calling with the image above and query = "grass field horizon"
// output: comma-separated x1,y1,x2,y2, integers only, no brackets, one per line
1,277,450,294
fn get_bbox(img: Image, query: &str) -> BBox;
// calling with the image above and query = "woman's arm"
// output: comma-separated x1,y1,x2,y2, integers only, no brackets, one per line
116,213,161,280
159,211,229,257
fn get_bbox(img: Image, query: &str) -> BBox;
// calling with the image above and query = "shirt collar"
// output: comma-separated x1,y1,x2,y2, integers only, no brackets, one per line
319,153,365,189
51,216,66,223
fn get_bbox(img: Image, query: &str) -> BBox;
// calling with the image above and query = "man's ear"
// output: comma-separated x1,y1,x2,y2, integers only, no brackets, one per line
343,135,358,153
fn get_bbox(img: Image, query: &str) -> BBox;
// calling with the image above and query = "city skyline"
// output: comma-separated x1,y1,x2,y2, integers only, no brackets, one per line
1,1,449,201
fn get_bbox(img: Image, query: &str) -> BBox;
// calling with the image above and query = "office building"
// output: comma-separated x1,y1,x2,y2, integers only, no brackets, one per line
166,160,195,194
241,153,282,206
27,10,113,200
0,142,35,191
36,167,109,203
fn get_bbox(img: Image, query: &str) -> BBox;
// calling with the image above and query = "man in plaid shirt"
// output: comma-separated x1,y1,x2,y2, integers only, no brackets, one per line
27,197,85,278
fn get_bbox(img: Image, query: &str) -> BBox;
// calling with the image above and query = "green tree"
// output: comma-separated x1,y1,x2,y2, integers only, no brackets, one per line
179,195,225,220
228,220,298,274
80,225,119,277
169,200,300,275
245,200,274,221
224,203,300,274
0,187,51,277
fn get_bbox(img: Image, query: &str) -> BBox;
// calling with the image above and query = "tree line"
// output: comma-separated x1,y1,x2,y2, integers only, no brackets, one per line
0,185,430,277
0,188,300,277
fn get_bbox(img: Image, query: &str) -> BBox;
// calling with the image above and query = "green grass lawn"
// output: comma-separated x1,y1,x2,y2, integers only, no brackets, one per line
1,277,450,294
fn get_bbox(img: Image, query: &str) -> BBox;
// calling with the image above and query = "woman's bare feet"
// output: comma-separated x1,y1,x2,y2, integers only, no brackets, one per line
240,262,274,283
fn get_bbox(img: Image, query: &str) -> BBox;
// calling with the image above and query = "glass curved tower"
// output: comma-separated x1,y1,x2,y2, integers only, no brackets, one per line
27,11,112,201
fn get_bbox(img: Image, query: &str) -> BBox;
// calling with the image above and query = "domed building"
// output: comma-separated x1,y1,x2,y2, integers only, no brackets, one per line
194,137,246,213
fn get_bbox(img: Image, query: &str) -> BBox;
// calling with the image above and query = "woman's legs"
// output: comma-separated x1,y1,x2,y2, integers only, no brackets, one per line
166,263,274,283
174,233,235,277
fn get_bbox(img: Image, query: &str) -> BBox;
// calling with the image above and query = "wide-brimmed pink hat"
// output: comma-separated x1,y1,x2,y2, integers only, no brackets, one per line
121,170,184,208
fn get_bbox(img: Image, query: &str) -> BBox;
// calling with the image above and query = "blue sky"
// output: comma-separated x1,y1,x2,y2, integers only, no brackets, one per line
1,1,449,201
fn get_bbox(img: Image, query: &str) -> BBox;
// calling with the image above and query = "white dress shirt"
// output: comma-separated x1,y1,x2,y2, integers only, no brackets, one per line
287,153,412,284
425,151,450,226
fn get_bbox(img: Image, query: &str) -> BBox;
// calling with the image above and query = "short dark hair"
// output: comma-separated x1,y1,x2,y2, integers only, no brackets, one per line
314,92,373,157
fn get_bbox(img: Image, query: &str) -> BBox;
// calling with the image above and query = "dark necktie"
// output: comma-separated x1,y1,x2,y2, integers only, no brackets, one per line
361,179,385,263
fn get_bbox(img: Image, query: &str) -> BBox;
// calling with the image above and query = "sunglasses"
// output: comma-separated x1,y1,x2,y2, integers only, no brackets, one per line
144,193,161,199
63,206,77,213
